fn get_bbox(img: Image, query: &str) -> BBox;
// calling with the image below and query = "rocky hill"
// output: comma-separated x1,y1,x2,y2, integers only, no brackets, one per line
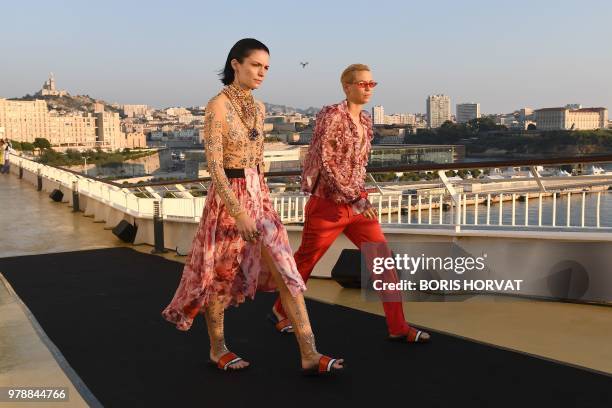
10,94,317,117
264,102,319,116
9,94,121,115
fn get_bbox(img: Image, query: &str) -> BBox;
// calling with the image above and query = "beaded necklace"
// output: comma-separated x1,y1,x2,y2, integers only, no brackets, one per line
222,83,260,141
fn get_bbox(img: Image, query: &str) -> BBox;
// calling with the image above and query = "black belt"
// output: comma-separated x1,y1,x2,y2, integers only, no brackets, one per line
224,165,261,178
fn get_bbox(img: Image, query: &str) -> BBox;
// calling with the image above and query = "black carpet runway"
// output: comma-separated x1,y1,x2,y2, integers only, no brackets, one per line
0,247,610,407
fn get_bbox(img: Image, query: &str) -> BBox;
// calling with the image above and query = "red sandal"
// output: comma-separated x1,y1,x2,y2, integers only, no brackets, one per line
302,355,344,376
388,326,431,343
267,313,293,334
209,351,248,371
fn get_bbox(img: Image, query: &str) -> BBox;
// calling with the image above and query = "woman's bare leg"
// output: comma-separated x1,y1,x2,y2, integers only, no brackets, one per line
204,297,250,370
261,245,343,370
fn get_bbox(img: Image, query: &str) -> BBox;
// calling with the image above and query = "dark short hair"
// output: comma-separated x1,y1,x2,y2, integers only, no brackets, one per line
220,38,269,85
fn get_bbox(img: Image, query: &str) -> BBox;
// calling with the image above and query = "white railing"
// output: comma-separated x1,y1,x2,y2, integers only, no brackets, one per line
9,153,612,231
162,198,198,220
268,189,611,230
272,195,308,223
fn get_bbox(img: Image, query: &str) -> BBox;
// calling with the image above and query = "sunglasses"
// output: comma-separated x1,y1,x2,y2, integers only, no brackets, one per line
352,80,378,89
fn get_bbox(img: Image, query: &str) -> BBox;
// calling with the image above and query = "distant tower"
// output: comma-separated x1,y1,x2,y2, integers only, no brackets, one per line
372,105,385,125
426,94,451,128
38,72,67,97
48,72,56,91
456,102,481,123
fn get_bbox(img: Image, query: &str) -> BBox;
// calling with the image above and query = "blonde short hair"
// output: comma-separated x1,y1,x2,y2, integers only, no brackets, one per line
340,64,370,85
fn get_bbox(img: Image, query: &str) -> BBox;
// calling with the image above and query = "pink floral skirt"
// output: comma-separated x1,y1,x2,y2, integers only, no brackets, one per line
162,168,306,331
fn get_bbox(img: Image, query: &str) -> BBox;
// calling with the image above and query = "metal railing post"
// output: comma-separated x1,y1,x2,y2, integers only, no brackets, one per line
151,200,168,254
438,170,461,232
72,180,80,212
529,166,547,192
37,168,42,191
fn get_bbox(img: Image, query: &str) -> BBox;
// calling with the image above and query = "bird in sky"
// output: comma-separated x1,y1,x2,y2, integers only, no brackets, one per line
300,62,309,68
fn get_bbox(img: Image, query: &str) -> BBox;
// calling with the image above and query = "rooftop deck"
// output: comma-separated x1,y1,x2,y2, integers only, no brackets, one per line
2,165,612,407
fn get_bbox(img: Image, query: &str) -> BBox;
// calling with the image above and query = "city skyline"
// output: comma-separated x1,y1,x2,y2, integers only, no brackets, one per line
1,1,611,114
5,73,608,119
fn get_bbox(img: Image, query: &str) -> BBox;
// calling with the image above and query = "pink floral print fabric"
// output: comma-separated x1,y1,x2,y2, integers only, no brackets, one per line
162,168,306,331
300,100,373,213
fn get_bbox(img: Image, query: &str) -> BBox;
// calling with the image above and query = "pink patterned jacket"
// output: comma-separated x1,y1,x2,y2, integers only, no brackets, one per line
301,100,373,214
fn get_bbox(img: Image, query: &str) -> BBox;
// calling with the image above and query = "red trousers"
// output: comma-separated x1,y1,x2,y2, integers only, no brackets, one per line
274,195,410,335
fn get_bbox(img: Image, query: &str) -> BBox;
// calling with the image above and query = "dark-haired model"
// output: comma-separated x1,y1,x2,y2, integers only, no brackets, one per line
270,64,431,344
162,39,343,375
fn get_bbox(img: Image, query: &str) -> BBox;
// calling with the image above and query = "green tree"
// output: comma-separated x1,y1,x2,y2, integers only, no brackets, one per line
65,149,83,162
440,120,456,129
467,117,499,132
372,172,396,182
21,142,35,151
33,138,51,149
457,169,470,179
39,149,66,165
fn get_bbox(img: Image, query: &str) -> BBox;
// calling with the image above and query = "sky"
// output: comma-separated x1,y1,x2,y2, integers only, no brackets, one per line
1,0,611,115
